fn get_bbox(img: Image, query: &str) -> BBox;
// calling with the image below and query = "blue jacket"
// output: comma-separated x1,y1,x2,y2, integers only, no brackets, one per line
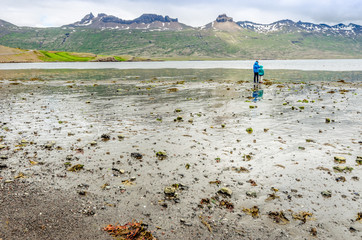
253,61,259,73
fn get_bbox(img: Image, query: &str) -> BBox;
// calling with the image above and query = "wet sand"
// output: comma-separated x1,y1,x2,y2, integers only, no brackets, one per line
0,69,361,239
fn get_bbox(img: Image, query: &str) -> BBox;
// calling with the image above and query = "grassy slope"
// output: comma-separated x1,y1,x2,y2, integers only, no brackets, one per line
39,51,96,62
0,27,361,60
0,44,133,62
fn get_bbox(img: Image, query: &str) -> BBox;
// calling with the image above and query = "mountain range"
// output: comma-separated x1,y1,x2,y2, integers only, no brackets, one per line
64,13,188,30
60,13,362,36
0,13,361,60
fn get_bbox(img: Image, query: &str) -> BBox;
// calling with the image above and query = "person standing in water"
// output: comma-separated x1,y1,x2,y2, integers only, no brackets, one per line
253,61,259,83
258,65,264,83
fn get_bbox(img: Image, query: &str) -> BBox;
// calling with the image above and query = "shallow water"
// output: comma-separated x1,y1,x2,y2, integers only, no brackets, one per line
0,68,361,83
1,59,362,71
0,69,361,239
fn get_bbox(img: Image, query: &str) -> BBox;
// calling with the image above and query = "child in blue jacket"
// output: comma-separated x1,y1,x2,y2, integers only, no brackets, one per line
258,65,264,83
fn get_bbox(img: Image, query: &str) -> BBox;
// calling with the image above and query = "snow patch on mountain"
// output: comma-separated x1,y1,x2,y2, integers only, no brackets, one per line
237,19,361,36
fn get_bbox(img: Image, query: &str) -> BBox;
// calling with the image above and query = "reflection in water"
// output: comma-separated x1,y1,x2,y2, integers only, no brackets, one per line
252,84,264,102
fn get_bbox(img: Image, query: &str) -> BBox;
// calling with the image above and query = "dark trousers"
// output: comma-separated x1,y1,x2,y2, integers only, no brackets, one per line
254,72,259,83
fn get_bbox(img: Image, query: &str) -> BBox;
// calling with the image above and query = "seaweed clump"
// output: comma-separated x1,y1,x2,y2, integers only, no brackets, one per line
102,221,156,240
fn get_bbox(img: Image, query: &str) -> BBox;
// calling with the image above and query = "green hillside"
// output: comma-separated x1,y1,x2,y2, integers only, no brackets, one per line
0,44,141,63
0,27,361,60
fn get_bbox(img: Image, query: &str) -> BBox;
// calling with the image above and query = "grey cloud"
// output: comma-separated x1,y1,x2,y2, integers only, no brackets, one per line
0,0,361,27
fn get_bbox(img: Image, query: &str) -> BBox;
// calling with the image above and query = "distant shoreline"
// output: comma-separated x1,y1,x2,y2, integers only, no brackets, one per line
1,59,362,72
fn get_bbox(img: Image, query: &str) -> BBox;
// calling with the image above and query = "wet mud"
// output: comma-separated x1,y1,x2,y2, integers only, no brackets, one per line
0,69,361,239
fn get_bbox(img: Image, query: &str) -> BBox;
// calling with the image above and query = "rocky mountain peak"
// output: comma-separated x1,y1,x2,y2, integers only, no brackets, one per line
82,13,94,21
202,14,241,32
133,14,178,24
63,13,184,30
79,13,94,24
216,14,233,23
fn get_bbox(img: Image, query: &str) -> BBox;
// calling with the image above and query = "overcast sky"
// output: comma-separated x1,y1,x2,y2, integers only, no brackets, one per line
1,0,361,27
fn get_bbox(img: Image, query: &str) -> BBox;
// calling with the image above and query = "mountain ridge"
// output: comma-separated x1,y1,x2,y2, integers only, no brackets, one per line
237,19,362,36
1,13,361,36
0,13,360,60
62,13,188,30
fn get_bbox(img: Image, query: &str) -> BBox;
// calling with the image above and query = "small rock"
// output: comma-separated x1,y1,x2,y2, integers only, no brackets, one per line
67,164,84,172
156,151,167,160
174,116,183,122
164,187,176,196
321,190,332,198
180,219,192,226
334,156,346,163
333,166,353,172
356,156,362,165
335,176,346,182
44,141,56,149
101,134,111,141
0,155,8,160
218,187,232,196
112,168,125,174
131,153,143,160
78,183,90,189
78,191,87,196
246,191,257,198
310,227,317,236
0,164,8,169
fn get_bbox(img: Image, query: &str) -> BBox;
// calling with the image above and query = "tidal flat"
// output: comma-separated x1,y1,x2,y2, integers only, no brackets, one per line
0,69,361,240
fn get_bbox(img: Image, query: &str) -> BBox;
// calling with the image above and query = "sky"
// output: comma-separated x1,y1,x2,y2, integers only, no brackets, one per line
1,0,362,28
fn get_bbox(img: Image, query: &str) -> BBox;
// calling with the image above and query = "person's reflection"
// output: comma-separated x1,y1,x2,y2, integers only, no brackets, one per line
252,83,264,102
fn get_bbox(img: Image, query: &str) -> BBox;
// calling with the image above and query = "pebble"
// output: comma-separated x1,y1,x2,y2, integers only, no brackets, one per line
321,190,332,198
0,164,8,169
218,187,232,196
164,187,176,195
246,191,257,198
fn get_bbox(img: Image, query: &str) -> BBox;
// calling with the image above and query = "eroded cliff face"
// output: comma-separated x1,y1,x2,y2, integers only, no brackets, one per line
64,13,185,30
216,14,234,23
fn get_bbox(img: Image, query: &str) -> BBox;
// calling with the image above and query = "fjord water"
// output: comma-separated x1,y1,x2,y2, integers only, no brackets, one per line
0,66,361,239
1,59,362,71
